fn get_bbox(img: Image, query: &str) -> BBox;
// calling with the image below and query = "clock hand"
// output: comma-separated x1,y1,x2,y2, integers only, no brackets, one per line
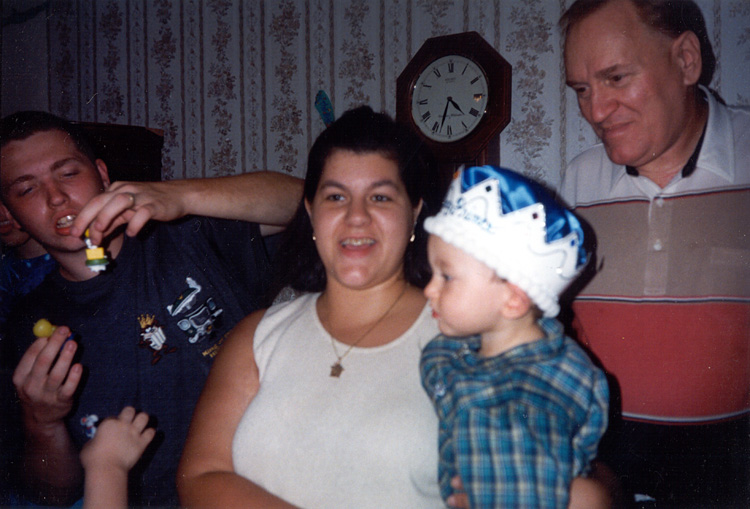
440,97,451,131
448,97,464,114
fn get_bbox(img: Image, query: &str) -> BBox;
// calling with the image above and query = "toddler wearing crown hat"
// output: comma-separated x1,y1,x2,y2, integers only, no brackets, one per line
420,165,609,508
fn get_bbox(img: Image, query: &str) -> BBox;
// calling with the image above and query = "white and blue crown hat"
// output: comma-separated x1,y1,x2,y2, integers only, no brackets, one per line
424,165,588,317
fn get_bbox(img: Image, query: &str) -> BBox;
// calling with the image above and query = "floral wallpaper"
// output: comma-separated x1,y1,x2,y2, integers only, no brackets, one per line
3,0,750,189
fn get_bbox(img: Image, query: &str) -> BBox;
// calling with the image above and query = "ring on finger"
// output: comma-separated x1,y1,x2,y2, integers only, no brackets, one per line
126,192,136,207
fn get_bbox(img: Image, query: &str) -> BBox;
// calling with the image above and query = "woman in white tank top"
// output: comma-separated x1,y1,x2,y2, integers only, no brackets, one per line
177,106,449,508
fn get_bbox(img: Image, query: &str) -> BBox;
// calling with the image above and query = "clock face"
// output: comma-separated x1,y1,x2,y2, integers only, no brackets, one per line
411,55,489,143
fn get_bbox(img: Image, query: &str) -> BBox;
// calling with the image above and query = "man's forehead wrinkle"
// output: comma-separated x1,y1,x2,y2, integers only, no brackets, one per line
594,64,622,79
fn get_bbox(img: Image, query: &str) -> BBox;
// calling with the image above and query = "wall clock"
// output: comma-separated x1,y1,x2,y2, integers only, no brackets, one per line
397,31,512,168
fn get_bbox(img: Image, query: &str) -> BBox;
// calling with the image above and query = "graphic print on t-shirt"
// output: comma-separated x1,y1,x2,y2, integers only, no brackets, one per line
167,276,224,344
138,313,178,364
80,414,99,438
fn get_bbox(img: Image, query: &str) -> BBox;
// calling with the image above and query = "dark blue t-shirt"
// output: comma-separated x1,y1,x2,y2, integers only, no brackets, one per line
9,216,271,506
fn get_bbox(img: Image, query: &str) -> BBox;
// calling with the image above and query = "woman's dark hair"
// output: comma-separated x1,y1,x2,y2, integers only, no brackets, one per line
0,111,98,165
271,105,445,295
560,0,716,87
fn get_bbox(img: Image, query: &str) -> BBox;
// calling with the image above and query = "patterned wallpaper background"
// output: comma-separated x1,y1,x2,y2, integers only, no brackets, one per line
3,0,750,189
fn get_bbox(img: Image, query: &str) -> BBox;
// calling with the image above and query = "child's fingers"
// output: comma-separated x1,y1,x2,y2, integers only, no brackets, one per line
141,426,157,445
118,406,137,422
132,411,151,432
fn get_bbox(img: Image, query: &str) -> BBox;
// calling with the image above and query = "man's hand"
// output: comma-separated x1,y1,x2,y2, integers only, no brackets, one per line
70,172,303,245
13,326,85,504
70,180,187,245
13,326,82,426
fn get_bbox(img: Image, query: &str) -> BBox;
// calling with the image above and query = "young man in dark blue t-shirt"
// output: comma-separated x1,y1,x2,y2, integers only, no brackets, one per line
0,111,301,506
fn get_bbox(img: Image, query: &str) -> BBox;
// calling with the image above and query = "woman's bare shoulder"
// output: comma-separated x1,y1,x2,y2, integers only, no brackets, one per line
233,308,268,338
211,308,268,375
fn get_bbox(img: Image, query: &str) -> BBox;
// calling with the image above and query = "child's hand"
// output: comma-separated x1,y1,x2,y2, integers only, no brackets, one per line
80,406,156,474
447,476,469,508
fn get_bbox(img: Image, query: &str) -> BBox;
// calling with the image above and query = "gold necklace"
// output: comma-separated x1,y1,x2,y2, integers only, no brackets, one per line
329,283,409,377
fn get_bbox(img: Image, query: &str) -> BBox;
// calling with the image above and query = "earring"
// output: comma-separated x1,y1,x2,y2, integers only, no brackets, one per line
409,231,415,243
312,233,317,241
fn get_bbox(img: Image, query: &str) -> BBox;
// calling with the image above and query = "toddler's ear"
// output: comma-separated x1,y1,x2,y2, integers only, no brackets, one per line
502,282,533,319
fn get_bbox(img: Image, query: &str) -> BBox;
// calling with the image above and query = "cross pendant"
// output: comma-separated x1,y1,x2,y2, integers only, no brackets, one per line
330,361,344,377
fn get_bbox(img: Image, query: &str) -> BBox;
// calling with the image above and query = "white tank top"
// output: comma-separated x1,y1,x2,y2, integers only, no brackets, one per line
232,292,442,508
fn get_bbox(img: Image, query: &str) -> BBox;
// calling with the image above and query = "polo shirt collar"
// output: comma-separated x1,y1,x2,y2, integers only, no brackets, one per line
695,85,735,183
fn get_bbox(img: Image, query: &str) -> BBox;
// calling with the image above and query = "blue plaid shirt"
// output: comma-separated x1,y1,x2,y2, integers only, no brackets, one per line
420,318,608,508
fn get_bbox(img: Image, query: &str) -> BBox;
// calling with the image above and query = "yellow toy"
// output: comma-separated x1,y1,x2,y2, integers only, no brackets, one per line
33,318,75,350
32,318,56,338
84,228,109,272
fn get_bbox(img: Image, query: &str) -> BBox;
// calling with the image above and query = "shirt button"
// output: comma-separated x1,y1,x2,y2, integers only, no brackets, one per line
655,196,665,207
653,240,663,251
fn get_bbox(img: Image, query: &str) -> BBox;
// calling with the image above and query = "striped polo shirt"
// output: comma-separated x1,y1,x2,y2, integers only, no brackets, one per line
559,88,750,424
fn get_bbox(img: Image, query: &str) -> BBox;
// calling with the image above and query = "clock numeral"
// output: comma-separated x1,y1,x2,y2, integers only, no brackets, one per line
418,99,428,105
446,125,452,136
433,68,441,78
431,121,439,133
461,121,468,129
469,108,480,117
422,111,432,122
462,64,468,75
473,93,484,101
470,76,480,85
447,62,454,73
